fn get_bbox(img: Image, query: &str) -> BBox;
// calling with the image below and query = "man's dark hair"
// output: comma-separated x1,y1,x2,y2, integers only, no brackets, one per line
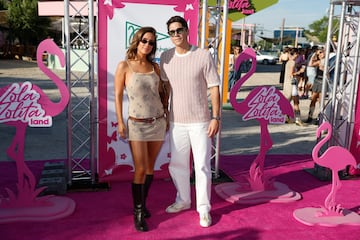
166,15,188,31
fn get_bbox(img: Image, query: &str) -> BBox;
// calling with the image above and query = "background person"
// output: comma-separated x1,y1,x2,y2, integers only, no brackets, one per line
305,48,325,124
283,48,304,126
228,45,242,91
295,48,306,98
304,46,319,99
114,27,168,232
279,47,290,89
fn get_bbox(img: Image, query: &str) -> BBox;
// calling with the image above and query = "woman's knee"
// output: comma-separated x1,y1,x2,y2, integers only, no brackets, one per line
134,167,146,180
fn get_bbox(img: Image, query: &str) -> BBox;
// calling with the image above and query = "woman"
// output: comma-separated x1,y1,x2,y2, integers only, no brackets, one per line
305,48,325,124
304,46,319,99
114,27,168,232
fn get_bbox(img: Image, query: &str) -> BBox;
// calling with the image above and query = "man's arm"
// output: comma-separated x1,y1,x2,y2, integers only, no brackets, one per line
208,85,220,137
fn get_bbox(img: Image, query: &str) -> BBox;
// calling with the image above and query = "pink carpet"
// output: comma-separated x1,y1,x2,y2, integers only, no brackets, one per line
1,154,360,240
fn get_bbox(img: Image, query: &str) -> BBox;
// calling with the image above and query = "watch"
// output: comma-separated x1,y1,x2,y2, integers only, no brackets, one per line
211,116,221,121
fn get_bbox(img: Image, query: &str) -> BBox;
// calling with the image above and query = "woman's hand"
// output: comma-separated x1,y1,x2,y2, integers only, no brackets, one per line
117,122,127,140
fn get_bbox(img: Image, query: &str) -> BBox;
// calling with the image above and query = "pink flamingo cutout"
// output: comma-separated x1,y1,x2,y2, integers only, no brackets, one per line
0,39,75,223
215,48,300,204
312,121,357,216
293,122,360,226
230,48,294,191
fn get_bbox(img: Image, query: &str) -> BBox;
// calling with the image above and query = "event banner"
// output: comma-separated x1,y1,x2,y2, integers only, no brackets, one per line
97,0,199,181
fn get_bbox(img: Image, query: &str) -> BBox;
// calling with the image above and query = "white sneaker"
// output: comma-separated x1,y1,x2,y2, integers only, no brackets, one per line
165,202,190,213
199,212,212,227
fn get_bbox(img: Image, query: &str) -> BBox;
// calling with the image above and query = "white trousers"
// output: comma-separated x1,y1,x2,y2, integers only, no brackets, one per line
169,122,212,214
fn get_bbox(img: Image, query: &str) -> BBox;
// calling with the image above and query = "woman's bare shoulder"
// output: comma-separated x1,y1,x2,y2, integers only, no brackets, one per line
117,60,128,69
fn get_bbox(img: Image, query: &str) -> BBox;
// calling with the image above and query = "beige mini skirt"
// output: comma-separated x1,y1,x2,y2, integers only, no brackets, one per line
127,117,166,141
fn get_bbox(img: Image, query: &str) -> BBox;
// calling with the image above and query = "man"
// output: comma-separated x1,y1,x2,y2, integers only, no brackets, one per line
283,48,303,126
228,45,243,91
160,15,221,227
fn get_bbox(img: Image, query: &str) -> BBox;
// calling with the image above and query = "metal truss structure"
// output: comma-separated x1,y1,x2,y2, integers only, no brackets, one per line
200,0,229,179
64,0,96,185
320,0,360,149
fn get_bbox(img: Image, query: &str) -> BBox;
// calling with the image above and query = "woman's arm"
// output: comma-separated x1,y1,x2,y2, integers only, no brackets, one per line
154,63,169,110
309,53,321,67
114,61,127,139
154,62,170,131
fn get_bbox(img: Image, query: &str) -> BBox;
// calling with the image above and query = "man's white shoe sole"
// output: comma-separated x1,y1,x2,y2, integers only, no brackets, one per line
165,203,190,213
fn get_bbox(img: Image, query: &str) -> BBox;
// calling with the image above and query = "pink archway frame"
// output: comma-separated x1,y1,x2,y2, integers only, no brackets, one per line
97,0,200,182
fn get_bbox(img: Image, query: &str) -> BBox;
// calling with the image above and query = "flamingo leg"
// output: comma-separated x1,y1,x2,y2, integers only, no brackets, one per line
262,124,273,152
6,124,37,193
318,171,345,216
324,176,335,209
325,171,339,209
249,123,273,174
248,123,274,190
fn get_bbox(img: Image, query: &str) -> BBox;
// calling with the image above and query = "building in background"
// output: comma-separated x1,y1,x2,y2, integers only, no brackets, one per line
274,27,310,48
229,23,310,51
231,23,256,48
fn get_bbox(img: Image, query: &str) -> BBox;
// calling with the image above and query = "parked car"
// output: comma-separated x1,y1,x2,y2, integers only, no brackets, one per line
255,51,279,65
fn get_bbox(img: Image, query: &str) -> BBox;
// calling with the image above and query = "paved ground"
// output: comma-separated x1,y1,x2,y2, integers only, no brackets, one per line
0,59,319,162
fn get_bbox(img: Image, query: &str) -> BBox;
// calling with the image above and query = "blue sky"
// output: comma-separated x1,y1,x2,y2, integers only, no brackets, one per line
234,0,330,37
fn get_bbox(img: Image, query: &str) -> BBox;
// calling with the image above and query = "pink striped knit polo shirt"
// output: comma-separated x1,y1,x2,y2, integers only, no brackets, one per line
160,46,220,124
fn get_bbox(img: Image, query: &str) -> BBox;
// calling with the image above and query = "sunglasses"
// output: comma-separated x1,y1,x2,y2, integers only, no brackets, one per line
168,27,185,37
140,39,155,46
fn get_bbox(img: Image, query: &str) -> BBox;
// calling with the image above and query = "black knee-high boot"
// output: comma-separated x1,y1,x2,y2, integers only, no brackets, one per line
132,183,148,232
143,174,153,218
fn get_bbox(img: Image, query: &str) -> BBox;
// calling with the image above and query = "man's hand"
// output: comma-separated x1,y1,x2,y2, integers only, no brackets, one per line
208,119,219,137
